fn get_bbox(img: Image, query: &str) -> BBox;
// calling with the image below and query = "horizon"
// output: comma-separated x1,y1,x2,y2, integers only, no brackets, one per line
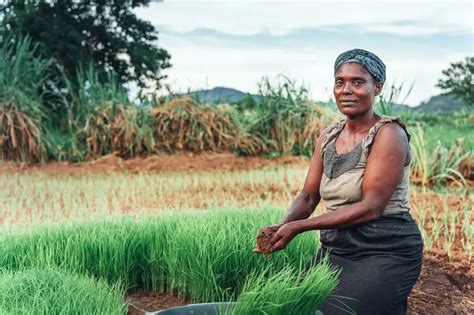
133,0,473,106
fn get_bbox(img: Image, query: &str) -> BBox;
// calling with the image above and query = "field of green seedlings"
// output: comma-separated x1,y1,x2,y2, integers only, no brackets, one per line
1,161,472,313
0,202,340,314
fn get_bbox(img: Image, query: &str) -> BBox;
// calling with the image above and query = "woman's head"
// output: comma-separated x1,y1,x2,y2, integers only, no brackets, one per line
333,49,386,117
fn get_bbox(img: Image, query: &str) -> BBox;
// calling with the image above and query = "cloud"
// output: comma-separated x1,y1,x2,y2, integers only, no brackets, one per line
134,1,473,105
137,1,472,36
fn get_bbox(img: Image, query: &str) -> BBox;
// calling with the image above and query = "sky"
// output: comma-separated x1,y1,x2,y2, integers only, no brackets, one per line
134,0,473,106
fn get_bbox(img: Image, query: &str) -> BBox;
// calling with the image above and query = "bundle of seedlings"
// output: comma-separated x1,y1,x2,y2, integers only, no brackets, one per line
233,263,340,314
152,97,260,153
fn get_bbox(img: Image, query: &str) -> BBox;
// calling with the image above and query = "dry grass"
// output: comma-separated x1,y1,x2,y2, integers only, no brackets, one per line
84,103,155,159
0,106,44,163
152,97,266,154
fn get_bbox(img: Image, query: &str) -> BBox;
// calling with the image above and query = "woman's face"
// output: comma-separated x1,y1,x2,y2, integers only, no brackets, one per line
333,63,382,117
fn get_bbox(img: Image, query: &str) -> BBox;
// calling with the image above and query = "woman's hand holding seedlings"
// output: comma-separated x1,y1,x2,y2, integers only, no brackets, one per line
253,222,301,254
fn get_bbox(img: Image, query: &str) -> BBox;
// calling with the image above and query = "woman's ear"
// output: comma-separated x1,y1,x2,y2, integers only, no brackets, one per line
374,82,383,96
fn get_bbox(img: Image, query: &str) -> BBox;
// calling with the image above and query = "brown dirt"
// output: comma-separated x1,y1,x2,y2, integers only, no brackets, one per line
256,230,274,257
408,255,474,314
124,256,474,314
125,291,186,315
0,151,308,176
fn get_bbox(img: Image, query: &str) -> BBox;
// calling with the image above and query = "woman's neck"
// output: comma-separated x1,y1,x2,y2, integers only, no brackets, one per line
345,111,380,134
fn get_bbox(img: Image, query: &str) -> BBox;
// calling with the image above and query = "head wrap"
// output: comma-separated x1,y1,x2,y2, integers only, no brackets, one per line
334,48,386,84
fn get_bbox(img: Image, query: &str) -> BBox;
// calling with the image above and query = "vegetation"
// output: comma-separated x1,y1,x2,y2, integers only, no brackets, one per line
437,57,474,106
0,268,126,314
0,0,171,91
0,207,339,313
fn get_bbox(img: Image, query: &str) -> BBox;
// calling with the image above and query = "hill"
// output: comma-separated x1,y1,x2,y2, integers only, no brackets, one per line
186,87,261,104
413,93,469,113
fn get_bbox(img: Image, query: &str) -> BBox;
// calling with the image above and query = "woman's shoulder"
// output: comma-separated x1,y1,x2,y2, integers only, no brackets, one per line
364,115,411,149
319,118,346,155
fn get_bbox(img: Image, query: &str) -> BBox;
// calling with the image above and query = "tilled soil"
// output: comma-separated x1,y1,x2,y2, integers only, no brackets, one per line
0,152,307,175
408,255,473,315
125,255,473,315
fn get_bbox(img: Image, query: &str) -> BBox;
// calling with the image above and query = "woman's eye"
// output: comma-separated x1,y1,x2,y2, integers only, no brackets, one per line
353,80,363,86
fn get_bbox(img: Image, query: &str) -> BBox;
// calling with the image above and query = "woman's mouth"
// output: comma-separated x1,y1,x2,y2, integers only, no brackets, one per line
340,100,357,106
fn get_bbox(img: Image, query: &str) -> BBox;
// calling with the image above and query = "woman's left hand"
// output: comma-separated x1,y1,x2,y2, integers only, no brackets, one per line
270,221,301,252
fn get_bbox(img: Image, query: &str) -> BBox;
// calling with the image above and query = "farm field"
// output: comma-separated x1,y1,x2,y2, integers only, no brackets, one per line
1,153,473,314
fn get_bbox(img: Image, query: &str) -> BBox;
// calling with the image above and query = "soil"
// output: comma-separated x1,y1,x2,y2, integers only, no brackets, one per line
0,151,308,176
408,254,474,315
125,291,186,315
256,230,274,257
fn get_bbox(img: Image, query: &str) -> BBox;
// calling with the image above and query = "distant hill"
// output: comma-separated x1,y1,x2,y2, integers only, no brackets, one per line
183,87,470,113
185,87,261,104
413,93,469,113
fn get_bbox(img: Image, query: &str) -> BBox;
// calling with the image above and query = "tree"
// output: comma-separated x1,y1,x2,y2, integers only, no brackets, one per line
437,57,473,106
0,0,171,91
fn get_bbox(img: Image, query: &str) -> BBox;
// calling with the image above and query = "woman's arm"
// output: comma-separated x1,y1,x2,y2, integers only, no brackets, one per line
252,128,328,253
276,128,329,225
269,123,409,251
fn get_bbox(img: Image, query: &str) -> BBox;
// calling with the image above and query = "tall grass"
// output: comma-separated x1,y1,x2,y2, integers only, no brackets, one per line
0,36,53,163
410,123,471,187
152,97,256,154
0,207,337,305
0,268,126,314
243,77,331,156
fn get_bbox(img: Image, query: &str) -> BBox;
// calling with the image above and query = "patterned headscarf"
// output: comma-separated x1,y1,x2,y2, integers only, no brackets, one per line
334,48,386,84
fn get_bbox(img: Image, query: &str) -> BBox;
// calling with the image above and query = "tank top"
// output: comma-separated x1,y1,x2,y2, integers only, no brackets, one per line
319,115,411,216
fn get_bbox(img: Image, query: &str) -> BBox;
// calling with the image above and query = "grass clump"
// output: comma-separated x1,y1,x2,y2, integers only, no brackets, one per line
0,268,126,314
0,207,337,307
234,262,339,315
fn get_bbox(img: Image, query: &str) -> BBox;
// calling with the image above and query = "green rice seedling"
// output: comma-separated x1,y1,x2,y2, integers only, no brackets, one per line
430,207,442,248
0,268,126,314
442,210,457,262
233,260,340,315
461,204,473,261
413,205,433,250
0,207,332,305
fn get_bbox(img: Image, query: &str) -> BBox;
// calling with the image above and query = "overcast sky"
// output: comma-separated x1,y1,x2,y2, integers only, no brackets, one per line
134,0,473,106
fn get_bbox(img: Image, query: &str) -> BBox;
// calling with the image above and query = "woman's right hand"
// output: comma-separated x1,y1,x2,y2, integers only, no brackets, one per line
252,223,284,253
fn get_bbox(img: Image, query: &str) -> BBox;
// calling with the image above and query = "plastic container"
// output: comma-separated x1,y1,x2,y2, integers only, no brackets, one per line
146,302,238,315
147,302,324,315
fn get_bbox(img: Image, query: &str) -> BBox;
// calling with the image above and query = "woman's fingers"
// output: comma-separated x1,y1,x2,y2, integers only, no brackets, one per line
271,239,287,252
269,231,283,246
252,247,262,253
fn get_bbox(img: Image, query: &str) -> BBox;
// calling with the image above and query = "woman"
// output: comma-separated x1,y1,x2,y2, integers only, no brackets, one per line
253,49,423,314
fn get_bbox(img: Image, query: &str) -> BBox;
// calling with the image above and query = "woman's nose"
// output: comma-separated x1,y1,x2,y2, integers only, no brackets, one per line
342,82,352,94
